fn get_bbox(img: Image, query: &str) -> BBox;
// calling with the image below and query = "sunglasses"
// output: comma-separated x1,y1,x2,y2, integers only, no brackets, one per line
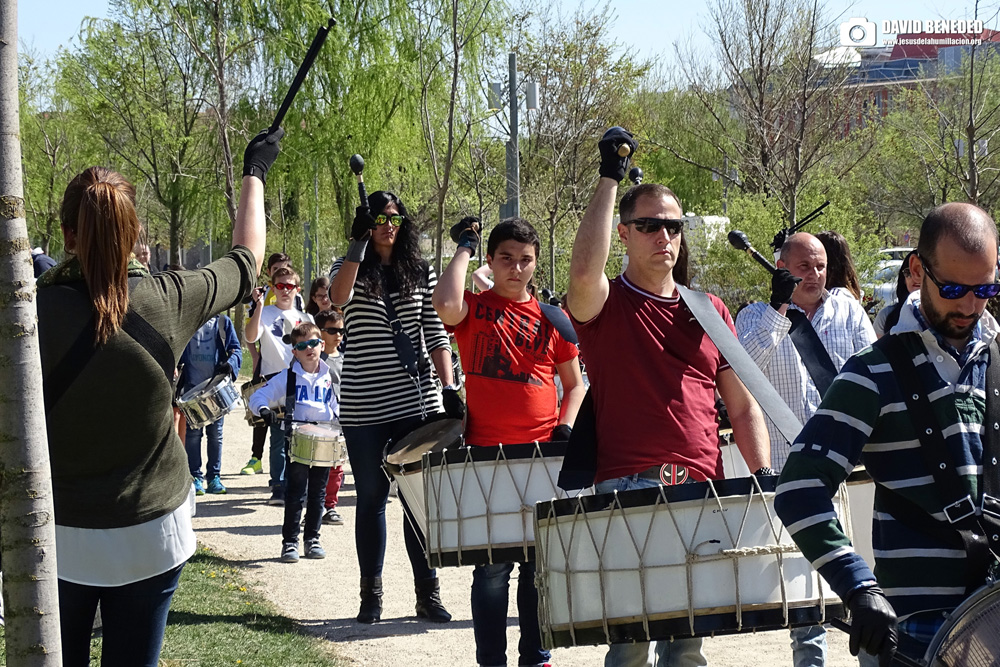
292,338,323,351
919,255,1000,300
321,327,345,335
375,214,405,227
273,282,299,292
626,217,684,235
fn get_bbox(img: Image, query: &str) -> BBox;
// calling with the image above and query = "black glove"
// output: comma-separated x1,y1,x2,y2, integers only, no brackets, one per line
258,407,276,426
769,268,802,310
598,126,638,182
552,424,573,442
351,206,376,241
450,216,481,256
242,127,284,185
442,387,465,420
846,585,898,666
214,361,234,380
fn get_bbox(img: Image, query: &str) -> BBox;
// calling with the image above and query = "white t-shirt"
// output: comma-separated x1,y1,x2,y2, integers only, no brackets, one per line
249,305,314,376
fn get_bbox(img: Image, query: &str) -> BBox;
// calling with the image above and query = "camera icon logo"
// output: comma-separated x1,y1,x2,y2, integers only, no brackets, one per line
840,17,877,46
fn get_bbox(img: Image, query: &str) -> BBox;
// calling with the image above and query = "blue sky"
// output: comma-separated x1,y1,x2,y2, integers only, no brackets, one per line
18,0,990,64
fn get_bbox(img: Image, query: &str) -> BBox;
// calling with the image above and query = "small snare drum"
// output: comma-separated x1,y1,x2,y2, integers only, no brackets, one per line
289,423,346,467
175,375,239,429
240,378,283,427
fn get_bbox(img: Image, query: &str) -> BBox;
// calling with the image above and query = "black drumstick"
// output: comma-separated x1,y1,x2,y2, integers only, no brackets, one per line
728,230,779,275
270,18,337,132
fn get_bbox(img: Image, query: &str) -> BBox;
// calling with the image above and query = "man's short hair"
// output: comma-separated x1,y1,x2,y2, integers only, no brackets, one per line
619,183,683,223
487,218,541,258
271,266,300,285
291,322,320,343
917,203,999,266
267,252,290,270
315,309,344,329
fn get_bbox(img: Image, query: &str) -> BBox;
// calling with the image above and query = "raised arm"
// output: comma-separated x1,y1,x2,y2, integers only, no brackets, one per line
433,218,479,326
234,128,284,274
330,206,376,306
566,127,637,323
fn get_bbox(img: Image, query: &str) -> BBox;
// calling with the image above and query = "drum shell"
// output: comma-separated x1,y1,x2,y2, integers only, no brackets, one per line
534,477,847,649
176,376,239,429
423,441,594,568
240,379,284,427
289,424,346,467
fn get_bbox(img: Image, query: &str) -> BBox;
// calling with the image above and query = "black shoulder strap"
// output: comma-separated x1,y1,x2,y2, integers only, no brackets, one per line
785,308,838,398
43,278,175,412
539,301,578,346
283,361,297,429
380,272,423,380
874,332,1000,590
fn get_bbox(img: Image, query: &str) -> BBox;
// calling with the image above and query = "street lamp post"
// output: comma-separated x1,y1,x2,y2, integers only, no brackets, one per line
490,52,537,221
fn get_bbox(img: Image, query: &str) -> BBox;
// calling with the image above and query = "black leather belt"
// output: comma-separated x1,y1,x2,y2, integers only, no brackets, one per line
637,464,691,486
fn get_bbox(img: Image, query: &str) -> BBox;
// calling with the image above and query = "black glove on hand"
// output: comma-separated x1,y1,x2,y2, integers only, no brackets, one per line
442,388,466,420
214,361,234,381
351,206,376,241
598,126,638,182
769,268,802,310
450,216,481,256
552,424,573,442
258,407,275,426
846,586,898,666
242,127,284,185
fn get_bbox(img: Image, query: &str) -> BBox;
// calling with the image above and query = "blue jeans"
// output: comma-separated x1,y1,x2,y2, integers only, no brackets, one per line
471,561,550,667
185,417,224,479
343,416,435,580
59,564,184,667
790,624,826,666
595,474,707,667
268,422,286,488
283,461,329,545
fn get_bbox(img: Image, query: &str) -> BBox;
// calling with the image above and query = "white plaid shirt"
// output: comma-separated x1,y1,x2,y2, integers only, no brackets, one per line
734,292,877,470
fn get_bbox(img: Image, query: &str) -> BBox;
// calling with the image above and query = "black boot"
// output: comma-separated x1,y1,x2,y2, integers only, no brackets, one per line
357,576,383,624
414,577,451,623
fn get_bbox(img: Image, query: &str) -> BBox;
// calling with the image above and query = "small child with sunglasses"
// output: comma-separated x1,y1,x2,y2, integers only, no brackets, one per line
249,322,338,562
316,309,346,525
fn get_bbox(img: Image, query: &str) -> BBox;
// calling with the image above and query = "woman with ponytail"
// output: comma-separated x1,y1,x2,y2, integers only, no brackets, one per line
35,128,282,667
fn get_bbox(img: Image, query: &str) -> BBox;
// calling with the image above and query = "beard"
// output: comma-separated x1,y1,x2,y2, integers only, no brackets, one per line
921,287,982,343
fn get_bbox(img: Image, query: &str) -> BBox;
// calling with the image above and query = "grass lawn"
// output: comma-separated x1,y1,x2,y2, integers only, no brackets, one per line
0,546,343,667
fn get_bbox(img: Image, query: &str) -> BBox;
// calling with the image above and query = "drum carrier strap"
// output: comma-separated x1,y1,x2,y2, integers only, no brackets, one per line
785,309,838,398
44,277,175,411
875,332,1000,592
379,271,429,419
282,361,298,450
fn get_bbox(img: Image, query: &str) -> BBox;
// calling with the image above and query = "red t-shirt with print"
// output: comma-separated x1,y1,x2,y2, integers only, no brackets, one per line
448,290,579,446
573,275,733,483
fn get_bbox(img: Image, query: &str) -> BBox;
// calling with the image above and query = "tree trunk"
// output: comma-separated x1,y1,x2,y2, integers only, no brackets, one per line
170,206,181,266
0,0,63,663
211,0,237,227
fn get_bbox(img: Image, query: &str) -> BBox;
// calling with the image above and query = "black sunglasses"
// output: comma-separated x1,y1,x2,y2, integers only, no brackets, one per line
321,327,345,335
626,217,684,235
919,255,1000,300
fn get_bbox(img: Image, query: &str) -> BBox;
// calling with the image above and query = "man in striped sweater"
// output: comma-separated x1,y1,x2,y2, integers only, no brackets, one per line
774,203,1000,666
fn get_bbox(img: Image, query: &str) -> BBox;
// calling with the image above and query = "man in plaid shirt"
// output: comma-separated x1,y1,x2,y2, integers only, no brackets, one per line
774,204,1000,666
736,232,876,667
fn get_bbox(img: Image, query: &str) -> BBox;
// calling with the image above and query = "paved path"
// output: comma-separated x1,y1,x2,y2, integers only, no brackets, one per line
191,414,859,666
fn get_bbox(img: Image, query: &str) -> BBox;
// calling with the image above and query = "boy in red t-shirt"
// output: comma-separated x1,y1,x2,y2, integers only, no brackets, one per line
433,217,585,667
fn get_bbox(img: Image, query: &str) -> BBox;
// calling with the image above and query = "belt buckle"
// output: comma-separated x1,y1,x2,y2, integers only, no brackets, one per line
389,318,403,334
944,495,976,523
982,493,1000,520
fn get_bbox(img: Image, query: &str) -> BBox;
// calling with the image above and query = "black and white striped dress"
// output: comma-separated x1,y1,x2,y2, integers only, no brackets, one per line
330,258,449,426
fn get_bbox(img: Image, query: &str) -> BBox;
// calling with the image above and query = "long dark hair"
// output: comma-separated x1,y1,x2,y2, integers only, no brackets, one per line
356,191,426,299
816,230,861,300
60,167,140,344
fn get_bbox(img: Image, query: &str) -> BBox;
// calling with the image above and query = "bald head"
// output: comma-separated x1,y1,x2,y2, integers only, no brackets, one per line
918,203,998,267
779,233,825,264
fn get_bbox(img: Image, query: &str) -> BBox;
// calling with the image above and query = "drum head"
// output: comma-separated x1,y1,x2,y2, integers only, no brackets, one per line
294,423,340,438
925,582,1000,667
385,418,463,472
179,376,216,403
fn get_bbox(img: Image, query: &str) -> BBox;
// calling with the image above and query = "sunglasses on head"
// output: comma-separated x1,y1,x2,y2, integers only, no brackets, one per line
321,326,345,335
292,338,322,351
375,214,405,227
919,255,1000,299
626,217,684,235
273,282,298,292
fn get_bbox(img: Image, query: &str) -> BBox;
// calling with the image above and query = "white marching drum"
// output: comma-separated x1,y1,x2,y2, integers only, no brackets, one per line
423,441,593,568
175,375,239,429
289,423,346,467
383,418,464,541
534,477,849,649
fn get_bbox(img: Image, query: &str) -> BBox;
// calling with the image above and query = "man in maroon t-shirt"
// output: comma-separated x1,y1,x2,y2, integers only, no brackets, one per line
433,217,586,667
565,127,771,667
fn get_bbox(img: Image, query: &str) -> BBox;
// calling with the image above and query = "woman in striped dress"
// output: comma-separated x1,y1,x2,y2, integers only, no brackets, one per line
330,191,461,625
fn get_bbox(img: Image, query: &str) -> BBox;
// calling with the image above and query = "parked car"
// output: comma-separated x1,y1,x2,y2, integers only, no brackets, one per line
863,259,903,314
880,247,914,261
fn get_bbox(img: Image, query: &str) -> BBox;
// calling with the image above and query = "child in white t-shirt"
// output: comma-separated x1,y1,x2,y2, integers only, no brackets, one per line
245,266,313,504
